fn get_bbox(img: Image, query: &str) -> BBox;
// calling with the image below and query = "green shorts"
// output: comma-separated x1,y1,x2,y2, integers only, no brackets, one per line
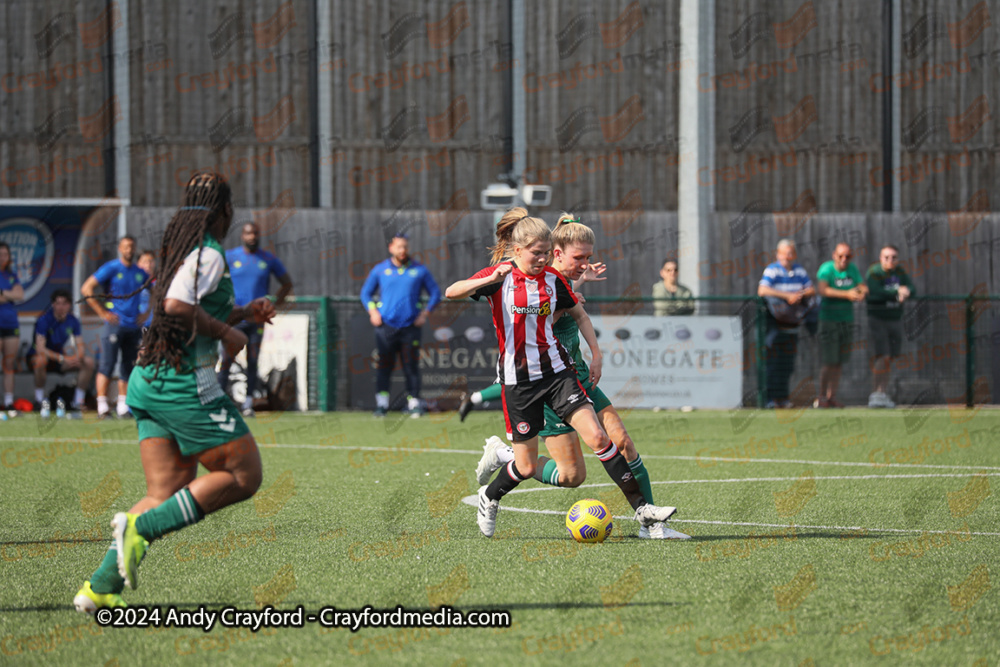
539,379,611,438
819,320,854,365
132,396,250,456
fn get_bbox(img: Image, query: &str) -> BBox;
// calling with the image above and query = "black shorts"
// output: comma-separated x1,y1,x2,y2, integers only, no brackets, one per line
26,353,64,374
0,327,18,338
501,368,593,442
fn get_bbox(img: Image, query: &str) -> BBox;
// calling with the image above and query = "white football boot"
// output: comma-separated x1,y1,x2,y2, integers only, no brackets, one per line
476,486,500,537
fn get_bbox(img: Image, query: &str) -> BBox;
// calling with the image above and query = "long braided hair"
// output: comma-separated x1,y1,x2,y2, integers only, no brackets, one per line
141,171,232,372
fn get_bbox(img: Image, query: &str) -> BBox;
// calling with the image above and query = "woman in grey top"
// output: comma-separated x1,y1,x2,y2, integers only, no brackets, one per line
652,259,694,316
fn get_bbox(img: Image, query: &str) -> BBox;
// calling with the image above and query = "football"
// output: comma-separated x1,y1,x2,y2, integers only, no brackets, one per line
565,499,613,543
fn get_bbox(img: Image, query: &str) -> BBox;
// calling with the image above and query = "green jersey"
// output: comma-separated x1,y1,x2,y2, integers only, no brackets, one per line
816,260,863,322
865,264,915,321
553,312,588,380
128,235,235,409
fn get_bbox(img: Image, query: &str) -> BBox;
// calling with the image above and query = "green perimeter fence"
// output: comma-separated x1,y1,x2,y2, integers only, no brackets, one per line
296,295,1000,412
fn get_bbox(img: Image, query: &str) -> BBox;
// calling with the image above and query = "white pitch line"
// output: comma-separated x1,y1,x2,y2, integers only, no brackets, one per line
0,435,486,456
4,436,999,471
458,495,1000,537
637,454,1000,471
503,473,1000,493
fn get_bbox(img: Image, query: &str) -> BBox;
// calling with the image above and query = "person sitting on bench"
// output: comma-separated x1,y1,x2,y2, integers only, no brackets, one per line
28,289,95,412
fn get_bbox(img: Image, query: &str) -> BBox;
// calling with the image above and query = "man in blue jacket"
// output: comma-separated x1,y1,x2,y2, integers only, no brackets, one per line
218,222,294,417
81,236,148,419
360,233,441,417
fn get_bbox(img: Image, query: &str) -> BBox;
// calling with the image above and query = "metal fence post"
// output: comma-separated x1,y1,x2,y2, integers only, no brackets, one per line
756,297,768,407
966,294,975,408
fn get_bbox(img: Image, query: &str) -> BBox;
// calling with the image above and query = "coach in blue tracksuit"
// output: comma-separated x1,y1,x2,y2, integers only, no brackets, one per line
360,233,441,417
217,222,294,417
81,236,148,419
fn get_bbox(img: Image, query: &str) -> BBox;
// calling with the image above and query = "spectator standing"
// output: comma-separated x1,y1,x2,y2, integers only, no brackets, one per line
29,289,95,413
0,242,24,409
136,250,157,330
360,233,441,418
865,245,915,408
651,259,694,316
815,243,867,407
757,239,816,408
217,222,294,417
81,236,148,419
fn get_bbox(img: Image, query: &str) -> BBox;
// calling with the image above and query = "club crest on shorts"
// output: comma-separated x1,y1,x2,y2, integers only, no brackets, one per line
517,421,530,434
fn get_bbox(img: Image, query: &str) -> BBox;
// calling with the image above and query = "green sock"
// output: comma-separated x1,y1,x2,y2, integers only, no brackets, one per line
90,542,124,594
478,383,503,402
135,488,205,542
532,456,561,486
629,455,654,504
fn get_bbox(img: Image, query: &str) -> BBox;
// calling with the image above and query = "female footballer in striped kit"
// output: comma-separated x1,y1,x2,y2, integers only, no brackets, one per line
444,208,676,537
475,214,688,539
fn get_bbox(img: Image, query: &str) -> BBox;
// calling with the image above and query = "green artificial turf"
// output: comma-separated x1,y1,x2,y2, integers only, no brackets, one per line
1,407,998,665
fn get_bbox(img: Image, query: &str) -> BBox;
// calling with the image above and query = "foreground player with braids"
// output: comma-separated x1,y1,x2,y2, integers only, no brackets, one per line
476,214,688,539
74,172,275,611
444,208,676,537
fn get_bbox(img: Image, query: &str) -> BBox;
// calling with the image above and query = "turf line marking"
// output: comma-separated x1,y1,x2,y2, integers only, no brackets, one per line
458,495,1000,537
5,436,998,472
637,455,1000,471
503,473,1000,493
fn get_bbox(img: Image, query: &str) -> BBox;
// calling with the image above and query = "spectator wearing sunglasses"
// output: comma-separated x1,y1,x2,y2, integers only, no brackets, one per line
865,245,915,408
815,243,867,408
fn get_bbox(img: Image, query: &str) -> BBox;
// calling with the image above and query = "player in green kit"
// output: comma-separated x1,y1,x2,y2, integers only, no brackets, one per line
475,214,688,539
74,172,276,612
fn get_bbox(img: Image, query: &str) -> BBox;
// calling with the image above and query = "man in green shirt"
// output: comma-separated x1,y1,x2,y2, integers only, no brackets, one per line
652,259,694,316
815,243,867,407
865,245,915,408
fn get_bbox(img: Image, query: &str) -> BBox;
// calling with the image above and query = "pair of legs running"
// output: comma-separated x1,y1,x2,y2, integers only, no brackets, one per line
75,433,261,610
478,404,688,540
475,376,678,538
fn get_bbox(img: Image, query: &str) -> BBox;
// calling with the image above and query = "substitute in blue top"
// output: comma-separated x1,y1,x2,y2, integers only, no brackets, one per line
360,233,441,417
28,289,95,410
81,236,149,418
0,242,26,409
757,239,816,408
136,250,157,329
217,222,294,417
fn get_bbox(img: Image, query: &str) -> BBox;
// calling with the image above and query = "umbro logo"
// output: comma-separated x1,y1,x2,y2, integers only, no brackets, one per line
567,393,580,402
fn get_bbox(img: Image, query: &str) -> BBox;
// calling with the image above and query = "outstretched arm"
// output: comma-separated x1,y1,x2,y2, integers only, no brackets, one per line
568,303,602,386
445,264,512,299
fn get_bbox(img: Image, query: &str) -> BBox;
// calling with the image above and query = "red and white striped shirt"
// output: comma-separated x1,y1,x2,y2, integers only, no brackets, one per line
470,262,579,385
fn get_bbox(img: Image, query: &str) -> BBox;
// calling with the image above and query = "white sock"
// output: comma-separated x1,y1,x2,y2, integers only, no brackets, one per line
35,388,45,403
117,396,128,415
470,392,483,405
97,396,109,413
4,392,12,406
497,445,515,464
74,388,85,406
407,396,420,410
375,392,389,409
